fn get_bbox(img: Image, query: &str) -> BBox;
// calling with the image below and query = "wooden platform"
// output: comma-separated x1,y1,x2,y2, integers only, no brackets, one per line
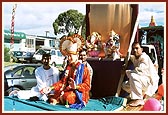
121,103,143,111
120,94,160,111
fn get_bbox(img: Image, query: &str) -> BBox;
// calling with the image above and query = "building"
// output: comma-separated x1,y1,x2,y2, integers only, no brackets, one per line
149,15,157,27
4,29,60,52
139,16,164,57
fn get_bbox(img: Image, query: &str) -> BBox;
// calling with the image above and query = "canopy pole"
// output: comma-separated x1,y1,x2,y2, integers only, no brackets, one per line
115,14,139,97
10,4,17,111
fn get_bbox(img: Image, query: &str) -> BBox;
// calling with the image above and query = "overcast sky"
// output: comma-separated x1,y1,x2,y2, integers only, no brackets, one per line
2,2,165,37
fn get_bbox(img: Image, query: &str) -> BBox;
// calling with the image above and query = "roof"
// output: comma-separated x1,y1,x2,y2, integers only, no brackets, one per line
4,29,26,39
139,26,164,31
36,35,56,40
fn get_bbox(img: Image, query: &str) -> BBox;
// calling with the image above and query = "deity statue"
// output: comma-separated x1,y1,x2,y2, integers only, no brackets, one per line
104,30,121,60
86,32,102,57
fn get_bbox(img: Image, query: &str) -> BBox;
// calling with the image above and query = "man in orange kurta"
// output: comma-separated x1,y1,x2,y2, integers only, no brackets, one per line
41,34,91,109
50,60,91,106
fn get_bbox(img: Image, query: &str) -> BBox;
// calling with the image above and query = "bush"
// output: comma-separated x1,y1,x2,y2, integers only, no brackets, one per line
4,45,10,62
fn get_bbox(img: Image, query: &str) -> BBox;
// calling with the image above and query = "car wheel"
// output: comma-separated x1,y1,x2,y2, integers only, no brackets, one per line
16,58,20,63
7,87,21,96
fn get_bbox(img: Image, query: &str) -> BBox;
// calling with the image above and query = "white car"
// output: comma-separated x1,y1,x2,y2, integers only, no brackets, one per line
32,47,64,66
50,49,65,66
141,44,158,72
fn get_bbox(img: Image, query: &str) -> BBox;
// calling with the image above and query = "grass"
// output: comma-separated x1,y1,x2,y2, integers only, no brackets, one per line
4,62,17,67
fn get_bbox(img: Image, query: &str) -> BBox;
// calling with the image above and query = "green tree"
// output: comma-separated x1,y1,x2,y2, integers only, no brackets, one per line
53,9,85,37
4,45,10,62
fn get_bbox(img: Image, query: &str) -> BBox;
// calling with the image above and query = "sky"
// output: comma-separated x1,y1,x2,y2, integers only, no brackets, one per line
2,2,166,38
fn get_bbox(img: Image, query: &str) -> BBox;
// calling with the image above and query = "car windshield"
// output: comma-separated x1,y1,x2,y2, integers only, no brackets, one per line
13,51,23,56
50,50,63,57
57,51,63,57
36,49,50,55
50,50,56,55
23,52,34,56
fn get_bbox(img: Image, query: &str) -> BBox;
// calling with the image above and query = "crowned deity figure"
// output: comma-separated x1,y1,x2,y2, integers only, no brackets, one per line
104,30,121,60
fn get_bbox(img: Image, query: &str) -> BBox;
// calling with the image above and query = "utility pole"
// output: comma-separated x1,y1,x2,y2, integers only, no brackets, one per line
45,30,50,37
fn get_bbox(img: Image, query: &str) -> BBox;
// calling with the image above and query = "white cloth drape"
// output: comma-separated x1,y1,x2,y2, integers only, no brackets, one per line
89,4,133,56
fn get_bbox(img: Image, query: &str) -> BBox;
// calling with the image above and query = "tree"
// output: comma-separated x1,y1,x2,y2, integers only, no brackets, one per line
53,9,85,37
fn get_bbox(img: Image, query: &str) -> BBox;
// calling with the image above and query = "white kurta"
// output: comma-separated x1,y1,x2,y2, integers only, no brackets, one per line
31,66,60,98
122,52,159,99
14,66,60,100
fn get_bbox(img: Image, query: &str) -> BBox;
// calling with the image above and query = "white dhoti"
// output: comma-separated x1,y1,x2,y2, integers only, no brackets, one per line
122,52,159,100
122,70,150,99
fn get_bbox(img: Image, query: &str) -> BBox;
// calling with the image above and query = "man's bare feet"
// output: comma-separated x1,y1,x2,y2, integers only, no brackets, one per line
129,99,145,107
49,98,59,105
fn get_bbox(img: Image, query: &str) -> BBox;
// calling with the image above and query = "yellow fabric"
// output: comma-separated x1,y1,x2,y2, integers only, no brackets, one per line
89,4,133,56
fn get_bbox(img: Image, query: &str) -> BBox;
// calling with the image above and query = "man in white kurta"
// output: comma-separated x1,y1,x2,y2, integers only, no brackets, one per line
31,53,60,101
9,53,60,100
122,42,159,107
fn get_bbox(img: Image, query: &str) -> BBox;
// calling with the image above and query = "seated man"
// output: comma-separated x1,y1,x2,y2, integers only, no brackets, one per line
122,42,159,107
78,46,93,86
42,34,91,109
31,53,60,101
9,53,60,100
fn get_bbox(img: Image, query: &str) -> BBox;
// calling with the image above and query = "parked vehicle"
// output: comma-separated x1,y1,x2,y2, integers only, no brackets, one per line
50,49,65,66
4,64,41,96
32,47,65,66
11,51,23,62
17,52,34,63
11,51,34,63
141,44,158,72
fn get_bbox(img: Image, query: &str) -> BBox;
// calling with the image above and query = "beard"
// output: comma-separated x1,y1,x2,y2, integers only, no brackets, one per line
43,62,49,66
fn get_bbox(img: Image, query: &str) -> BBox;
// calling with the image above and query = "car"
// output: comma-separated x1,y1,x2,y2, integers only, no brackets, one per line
50,49,65,66
32,47,51,64
11,51,34,63
4,64,42,96
11,51,23,62
17,52,34,63
32,47,65,66
141,44,158,72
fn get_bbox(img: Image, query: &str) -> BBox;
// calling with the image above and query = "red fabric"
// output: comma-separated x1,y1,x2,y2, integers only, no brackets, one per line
51,62,91,104
156,83,164,100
